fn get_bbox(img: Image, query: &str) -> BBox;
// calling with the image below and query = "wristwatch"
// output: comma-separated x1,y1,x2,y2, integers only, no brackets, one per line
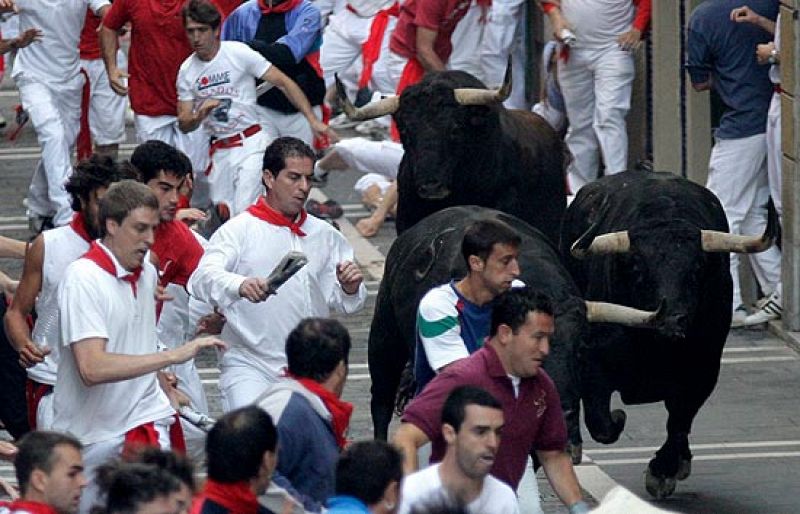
768,47,780,65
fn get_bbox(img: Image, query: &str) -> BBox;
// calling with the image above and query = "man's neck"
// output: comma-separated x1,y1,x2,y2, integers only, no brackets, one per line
264,195,298,221
198,42,221,62
455,276,494,306
437,457,483,505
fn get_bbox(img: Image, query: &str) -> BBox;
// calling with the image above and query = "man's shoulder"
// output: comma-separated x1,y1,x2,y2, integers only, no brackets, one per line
419,283,457,310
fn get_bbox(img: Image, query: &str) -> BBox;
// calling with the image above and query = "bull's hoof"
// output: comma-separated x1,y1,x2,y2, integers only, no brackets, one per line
676,457,692,481
645,468,676,499
569,443,583,465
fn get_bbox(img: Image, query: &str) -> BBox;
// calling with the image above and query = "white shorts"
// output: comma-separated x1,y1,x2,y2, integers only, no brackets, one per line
335,137,403,179
80,53,126,145
259,105,323,147
134,114,211,173
208,129,268,215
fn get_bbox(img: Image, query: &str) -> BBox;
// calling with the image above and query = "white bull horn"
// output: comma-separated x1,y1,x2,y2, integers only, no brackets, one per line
585,300,664,328
571,231,631,259
700,206,778,253
453,57,512,105
334,73,399,121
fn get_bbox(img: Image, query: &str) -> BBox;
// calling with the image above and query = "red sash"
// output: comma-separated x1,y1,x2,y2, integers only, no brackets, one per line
122,414,186,459
25,379,53,430
77,67,93,161
390,57,424,141
358,3,400,89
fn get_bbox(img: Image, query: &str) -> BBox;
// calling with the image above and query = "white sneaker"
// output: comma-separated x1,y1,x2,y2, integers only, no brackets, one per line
743,291,782,326
731,305,749,328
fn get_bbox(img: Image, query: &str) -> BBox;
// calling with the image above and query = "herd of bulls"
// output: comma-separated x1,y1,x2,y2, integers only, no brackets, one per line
336,67,778,499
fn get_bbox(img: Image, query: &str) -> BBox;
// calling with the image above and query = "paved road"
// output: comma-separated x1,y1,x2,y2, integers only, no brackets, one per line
1,74,800,513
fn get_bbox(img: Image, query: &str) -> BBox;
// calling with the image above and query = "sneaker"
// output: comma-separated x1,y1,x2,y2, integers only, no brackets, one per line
306,199,343,219
743,291,782,326
329,113,359,129
310,172,328,188
731,305,748,329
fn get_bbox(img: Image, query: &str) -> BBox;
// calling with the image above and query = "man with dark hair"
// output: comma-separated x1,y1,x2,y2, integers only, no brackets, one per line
177,0,330,219
129,447,197,509
415,219,522,393
328,440,402,514
5,156,129,432
189,137,365,411
394,287,590,514
95,462,183,514
51,180,225,514
3,431,86,514
399,386,518,514
256,318,354,511
192,406,279,513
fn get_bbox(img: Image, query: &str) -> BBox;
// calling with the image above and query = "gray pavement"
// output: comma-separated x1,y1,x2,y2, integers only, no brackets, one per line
0,73,799,513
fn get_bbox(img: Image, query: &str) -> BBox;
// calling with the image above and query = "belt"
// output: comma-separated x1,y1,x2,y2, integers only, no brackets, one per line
774,83,782,94
205,124,262,175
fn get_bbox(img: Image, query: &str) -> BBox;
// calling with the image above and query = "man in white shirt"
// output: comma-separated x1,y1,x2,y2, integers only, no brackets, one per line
177,0,330,219
188,137,367,411
13,0,110,231
51,180,225,514
399,386,519,514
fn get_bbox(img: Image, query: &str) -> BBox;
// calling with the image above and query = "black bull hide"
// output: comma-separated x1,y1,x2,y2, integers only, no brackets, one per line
559,170,734,498
368,206,585,456
389,70,568,244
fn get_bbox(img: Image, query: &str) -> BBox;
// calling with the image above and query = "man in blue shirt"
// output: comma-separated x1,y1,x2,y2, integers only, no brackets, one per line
686,0,781,328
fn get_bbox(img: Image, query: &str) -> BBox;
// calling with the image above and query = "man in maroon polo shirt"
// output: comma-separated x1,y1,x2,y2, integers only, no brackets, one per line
393,287,589,513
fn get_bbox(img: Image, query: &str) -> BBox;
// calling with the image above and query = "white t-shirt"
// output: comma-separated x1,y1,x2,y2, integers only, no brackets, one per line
399,464,520,514
27,225,92,385
177,41,271,138
51,242,174,445
560,0,635,50
12,0,109,82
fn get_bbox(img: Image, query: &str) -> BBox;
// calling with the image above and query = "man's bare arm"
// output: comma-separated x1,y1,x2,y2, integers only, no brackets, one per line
0,235,26,259
536,448,585,509
4,236,48,368
392,422,430,475
415,27,445,72
100,25,128,95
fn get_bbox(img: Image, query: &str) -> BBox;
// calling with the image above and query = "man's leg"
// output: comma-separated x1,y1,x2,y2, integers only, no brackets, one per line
448,2,487,81
334,137,404,178
261,106,323,146
174,123,212,210
86,57,126,160
592,46,635,174
766,92,782,220
742,162,782,298
706,134,767,310
232,131,270,215
480,0,528,108
79,437,125,514
18,76,82,226
320,10,370,91
558,50,599,193
219,360,276,412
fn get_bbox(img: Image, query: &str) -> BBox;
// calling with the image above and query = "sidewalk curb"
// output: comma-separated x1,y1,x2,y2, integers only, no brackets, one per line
574,455,619,503
767,319,800,355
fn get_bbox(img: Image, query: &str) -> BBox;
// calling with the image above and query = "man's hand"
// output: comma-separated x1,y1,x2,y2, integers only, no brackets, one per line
757,42,775,65
0,0,17,14
336,261,363,295
176,208,207,223
617,28,642,51
155,284,175,303
310,119,339,143
108,67,129,96
0,441,18,462
196,310,226,335
730,5,760,24
13,28,43,49
18,341,50,368
169,335,227,365
238,277,272,302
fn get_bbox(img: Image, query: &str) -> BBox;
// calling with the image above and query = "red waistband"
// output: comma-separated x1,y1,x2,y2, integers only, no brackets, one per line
206,124,262,175
774,84,783,94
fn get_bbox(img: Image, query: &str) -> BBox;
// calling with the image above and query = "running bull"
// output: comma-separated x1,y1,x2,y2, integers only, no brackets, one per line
368,206,664,459
335,67,567,243
559,170,776,499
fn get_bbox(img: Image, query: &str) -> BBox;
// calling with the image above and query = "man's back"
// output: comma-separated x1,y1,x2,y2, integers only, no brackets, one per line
687,0,777,139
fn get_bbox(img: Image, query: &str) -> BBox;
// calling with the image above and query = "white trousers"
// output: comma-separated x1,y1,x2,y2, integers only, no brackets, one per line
558,45,634,193
81,55,126,145
134,114,212,208
335,137,403,178
448,2,486,81
219,358,278,412
706,133,782,308
78,419,174,514
18,74,83,225
480,0,529,108
208,130,269,215
766,92,782,219
259,105,322,146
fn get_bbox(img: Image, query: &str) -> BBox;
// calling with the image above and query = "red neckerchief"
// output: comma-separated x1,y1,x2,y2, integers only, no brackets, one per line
69,212,93,243
83,242,142,298
257,0,301,14
6,500,58,514
246,196,308,237
287,372,353,449
201,479,259,514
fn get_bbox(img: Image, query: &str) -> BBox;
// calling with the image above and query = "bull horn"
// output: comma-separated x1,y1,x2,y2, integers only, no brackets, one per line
334,73,399,121
571,231,630,258
585,300,666,328
700,203,778,253
453,57,512,105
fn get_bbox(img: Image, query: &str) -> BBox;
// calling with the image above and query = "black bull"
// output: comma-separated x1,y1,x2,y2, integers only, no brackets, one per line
336,69,567,244
368,206,666,458
559,170,776,499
